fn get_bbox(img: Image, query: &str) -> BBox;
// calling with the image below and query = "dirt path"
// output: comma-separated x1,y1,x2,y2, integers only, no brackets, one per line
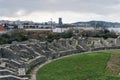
30,60,52,80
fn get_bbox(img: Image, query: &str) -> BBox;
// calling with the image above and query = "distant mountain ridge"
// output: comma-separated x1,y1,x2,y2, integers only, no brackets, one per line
73,21,120,27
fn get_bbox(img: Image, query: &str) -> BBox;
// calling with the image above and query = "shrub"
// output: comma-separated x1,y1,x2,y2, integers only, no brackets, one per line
47,32,73,42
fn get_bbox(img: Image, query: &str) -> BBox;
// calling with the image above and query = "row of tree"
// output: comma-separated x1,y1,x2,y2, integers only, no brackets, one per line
0,29,118,44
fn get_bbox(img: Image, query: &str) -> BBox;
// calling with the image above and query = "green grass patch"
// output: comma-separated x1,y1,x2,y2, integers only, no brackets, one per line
37,50,120,80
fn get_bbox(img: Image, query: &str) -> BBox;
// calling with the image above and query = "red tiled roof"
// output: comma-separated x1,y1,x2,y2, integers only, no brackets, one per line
0,25,5,31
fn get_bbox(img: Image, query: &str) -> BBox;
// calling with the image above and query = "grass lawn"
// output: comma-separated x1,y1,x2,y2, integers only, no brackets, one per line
36,50,120,80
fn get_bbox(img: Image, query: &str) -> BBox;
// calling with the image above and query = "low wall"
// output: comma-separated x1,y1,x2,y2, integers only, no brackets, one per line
49,49,85,59
0,75,27,80
91,46,120,51
25,56,47,73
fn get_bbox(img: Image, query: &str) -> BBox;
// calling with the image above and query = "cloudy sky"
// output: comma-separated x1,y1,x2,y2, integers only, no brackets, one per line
0,0,120,23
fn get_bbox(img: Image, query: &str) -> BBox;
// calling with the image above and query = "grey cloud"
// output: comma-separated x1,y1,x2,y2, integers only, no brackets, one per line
0,0,120,17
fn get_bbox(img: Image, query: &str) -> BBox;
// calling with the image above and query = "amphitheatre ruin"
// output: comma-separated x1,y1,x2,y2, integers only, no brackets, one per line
0,35,120,80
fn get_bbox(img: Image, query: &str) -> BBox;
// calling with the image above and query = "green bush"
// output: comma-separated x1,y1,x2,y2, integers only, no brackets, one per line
47,32,73,42
93,32,118,39
0,32,28,44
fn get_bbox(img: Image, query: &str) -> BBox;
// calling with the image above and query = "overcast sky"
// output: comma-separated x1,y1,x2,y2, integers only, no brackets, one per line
0,0,120,23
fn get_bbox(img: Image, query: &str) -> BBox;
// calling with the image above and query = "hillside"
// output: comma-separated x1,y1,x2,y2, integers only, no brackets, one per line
73,21,120,28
